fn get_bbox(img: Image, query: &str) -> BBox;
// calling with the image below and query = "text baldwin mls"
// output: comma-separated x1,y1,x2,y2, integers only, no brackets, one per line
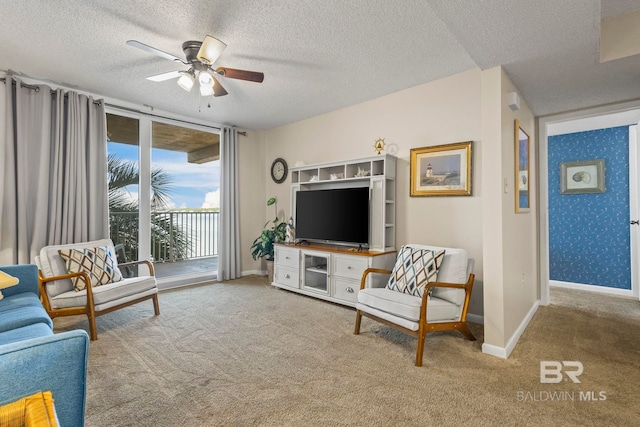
517,361,607,402
517,390,607,402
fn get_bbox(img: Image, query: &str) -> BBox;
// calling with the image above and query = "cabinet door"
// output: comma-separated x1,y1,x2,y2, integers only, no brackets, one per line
275,246,299,268
333,255,368,280
274,266,299,289
302,252,329,294
332,277,359,304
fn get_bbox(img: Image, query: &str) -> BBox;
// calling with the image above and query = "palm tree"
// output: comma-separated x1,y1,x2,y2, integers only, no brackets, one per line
108,154,188,262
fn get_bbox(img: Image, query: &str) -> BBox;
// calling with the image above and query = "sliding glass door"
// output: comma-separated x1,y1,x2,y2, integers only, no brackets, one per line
106,111,220,286
150,119,220,279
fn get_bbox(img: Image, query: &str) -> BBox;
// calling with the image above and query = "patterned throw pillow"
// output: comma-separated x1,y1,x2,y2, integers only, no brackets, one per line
386,246,445,298
59,246,123,291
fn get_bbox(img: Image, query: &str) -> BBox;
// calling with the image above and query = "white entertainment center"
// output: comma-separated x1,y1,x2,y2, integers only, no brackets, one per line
272,155,397,307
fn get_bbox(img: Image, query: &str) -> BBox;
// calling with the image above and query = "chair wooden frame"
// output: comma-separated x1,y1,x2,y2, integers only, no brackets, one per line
38,260,160,341
354,268,476,367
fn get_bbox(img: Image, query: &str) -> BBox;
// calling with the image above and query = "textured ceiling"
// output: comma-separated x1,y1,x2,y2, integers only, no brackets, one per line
1,1,640,130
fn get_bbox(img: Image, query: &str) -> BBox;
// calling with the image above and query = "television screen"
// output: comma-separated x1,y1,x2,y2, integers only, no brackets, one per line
295,187,369,246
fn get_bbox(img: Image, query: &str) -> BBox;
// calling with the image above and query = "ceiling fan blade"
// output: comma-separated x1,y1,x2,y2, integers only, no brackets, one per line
216,67,264,83
197,35,227,65
146,70,182,82
212,77,228,97
126,40,184,63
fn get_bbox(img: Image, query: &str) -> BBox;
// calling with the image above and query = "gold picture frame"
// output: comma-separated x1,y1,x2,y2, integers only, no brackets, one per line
410,141,472,196
515,119,530,213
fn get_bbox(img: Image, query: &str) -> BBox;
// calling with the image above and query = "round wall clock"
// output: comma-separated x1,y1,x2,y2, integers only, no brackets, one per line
271,158,288,184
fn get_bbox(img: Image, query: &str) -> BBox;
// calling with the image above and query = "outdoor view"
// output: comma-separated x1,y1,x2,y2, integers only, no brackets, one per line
107,115,220,278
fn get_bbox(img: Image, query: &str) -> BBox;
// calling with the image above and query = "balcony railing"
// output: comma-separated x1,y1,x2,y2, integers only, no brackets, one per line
109,211,219,264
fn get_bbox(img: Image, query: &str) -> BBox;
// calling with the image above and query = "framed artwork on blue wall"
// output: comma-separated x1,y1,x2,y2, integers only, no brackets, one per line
515,119,530,213
560,159,605,194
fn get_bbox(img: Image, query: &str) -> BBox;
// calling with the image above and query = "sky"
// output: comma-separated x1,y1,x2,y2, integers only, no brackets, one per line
108,141,220,210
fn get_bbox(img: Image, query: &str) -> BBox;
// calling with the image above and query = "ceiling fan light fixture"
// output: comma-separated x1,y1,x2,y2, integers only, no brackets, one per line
177,69,195,92
199,84,215,97
198,71,214,96
198,71,214,87
196,35,227,65
128,36,262,99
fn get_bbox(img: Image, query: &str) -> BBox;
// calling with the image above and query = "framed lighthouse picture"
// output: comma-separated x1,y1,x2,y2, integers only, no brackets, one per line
410,141,472,197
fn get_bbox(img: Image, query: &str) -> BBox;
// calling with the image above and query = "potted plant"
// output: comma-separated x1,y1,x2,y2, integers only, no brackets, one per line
250,197,287,281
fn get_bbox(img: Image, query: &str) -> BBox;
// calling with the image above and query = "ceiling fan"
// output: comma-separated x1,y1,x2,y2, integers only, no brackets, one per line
126,35,264,97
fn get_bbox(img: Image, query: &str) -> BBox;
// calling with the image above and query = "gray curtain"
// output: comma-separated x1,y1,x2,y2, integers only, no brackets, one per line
0,77,108,265
217,126,241,281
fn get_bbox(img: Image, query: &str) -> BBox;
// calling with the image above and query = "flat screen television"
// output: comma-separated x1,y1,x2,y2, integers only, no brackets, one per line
295,187,369,247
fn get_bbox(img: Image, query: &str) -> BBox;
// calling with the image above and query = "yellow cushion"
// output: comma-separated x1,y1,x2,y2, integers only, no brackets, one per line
0,391,59,427
0,270,20,301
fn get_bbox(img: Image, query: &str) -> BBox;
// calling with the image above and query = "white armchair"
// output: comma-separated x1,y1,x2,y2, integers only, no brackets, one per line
36,239,159,340
354,244,476,366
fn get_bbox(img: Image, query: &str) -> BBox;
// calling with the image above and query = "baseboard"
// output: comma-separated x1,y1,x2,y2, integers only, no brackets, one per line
157,272,216,290
482,299,539,359
467,313,484,325
482,343,507,359
550,280,634,297
242,270,265,277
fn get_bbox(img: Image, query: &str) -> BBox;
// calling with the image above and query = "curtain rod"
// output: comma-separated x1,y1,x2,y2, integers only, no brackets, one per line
0,77,103,105
1,77,246,136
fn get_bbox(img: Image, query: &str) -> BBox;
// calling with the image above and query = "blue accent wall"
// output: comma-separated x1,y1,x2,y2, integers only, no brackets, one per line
548,126,631,289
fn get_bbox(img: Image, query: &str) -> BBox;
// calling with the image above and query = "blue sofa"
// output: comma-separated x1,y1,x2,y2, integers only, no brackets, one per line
0,264,89,427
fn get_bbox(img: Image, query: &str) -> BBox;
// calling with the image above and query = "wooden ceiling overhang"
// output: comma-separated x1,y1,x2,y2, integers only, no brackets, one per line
106,114,220,164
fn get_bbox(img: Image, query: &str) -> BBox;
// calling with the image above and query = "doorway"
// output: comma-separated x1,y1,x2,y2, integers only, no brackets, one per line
539,103,640,304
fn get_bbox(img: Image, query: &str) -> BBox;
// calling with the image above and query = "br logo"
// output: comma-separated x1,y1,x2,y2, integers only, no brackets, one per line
540,361,583,384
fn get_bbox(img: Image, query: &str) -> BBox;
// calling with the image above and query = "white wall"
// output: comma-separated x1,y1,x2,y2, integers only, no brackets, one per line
500,69,538,346
240,67,539,356
238,130,267,275
256,69,485,318
481,67,538,356
480,67,505,346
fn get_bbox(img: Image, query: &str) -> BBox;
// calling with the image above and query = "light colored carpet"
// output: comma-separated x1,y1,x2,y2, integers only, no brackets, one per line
550,286,640,320
53,277,640,427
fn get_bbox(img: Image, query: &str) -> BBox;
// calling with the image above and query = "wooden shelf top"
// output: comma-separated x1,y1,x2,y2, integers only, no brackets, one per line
276,242,396,257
